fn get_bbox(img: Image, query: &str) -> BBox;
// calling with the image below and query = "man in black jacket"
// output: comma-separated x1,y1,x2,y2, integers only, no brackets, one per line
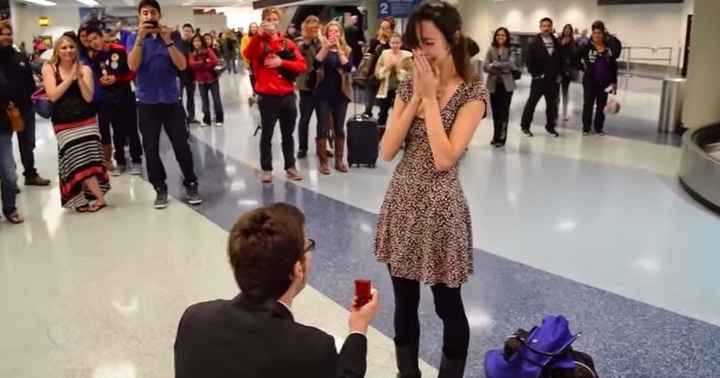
174,203,379,378
0,21,50,187
520,17,562,137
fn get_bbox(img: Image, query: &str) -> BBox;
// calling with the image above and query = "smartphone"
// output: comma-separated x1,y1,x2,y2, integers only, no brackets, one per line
144,20,159,29
355,279,372,307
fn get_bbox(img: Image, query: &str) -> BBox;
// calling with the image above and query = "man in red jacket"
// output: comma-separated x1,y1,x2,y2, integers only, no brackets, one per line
86,24,144,176
244,7,306,184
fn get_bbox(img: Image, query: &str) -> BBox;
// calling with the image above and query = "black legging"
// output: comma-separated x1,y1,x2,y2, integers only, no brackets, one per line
391,275,470,359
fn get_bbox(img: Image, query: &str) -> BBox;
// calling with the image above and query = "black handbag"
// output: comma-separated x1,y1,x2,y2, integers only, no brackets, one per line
512,69,522,81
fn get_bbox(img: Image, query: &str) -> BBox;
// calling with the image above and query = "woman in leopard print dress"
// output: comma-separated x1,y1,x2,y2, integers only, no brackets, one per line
374,2,488,377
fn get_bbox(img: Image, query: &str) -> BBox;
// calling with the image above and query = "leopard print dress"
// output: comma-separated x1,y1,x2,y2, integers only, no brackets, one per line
374,78,488,288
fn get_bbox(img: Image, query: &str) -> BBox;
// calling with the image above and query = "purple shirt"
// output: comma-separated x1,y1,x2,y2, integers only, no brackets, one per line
591,50,613,86
127,32,182,104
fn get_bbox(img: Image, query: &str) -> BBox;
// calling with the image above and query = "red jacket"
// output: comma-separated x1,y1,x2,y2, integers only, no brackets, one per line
243,32,306,96
189,48,220,84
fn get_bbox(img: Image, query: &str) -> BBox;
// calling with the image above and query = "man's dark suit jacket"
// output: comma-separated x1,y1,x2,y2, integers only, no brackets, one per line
174,294,367,378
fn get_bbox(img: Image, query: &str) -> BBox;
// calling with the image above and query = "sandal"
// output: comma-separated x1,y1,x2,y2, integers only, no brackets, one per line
5,212,24,224
76,205,91,213
87,202,107,213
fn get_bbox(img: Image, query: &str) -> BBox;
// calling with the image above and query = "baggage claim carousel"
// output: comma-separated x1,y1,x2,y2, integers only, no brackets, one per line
679,123,720,214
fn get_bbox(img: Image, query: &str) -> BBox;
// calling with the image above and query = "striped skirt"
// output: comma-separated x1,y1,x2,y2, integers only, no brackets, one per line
53,117,111,209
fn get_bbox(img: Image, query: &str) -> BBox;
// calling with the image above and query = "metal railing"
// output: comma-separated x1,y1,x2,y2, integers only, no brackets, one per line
621,46,683,78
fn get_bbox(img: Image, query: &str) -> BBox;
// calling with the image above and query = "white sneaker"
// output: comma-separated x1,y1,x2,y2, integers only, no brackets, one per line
215,122,223,127
130,164,143,176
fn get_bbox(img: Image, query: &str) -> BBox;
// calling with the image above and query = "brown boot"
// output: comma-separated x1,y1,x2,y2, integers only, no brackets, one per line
316,138,331,175
102,145,114,171
334,136,348,173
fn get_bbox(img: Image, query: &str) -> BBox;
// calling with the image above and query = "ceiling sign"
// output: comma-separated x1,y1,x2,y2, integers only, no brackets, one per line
378,0,421,18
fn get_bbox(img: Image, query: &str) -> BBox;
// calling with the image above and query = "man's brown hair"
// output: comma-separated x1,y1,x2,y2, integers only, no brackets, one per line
0,20,12,33
228,203,306,303
261,7,281,21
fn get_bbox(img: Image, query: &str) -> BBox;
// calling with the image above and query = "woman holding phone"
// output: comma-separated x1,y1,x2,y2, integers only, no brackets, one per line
313,20,353,175
375,2,487,377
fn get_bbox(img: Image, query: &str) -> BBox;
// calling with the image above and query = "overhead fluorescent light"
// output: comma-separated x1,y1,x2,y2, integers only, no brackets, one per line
22,0,56,6
75,0,100,6
181,0,195,5
123,0,135,5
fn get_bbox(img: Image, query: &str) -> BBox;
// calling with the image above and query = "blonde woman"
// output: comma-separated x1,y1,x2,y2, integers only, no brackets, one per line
41,35,110,212
361,17,394,119
374,32,412,140
313,20,353,174
240,22,258,68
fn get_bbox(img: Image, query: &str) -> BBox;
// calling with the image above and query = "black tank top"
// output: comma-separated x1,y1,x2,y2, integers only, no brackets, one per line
51,66,97,125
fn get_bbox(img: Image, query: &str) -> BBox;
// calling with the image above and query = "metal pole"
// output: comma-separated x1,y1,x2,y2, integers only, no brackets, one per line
626,47,632,77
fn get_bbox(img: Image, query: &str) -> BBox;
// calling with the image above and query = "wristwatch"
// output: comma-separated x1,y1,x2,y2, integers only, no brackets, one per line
165,41,175,48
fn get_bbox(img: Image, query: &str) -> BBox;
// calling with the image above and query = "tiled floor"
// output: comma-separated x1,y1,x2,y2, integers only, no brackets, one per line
2,72,718,377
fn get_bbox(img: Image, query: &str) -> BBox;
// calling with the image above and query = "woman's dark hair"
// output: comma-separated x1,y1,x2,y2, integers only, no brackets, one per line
228,203,306,304
190,34,206,53
491,27,511,48
403,1,472,82
592,20,606,32
202,33,214,46
562,24,574,37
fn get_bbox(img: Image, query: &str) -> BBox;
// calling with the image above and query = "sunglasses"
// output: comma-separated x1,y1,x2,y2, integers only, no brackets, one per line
304,238,316,253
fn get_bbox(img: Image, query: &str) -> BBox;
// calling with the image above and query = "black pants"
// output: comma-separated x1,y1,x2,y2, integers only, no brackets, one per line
199,81,224,124
391,275,470,359
315,96,349,139
560,74,572,119
180,80,196,121
224,55,237,74
583,83,609,133
15,108,39,178
490,82,513,144
520,77,559,131
363,81,379,117
99,94,143,165
258,93,297,172
297,90,317,152
377,88,397,127
138,102,197,191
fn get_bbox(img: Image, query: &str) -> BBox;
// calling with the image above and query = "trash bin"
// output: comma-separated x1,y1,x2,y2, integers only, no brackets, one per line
658,77,686,133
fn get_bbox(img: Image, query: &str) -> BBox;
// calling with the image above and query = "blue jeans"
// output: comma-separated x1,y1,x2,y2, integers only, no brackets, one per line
0,131,18,216
15,108,39,178
198,81,224,124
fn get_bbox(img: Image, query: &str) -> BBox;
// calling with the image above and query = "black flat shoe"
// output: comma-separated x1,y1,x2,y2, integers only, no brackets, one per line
522,129,533,137
547,129,560,137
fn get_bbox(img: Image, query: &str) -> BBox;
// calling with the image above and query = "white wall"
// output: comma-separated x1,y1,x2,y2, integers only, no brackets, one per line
217,6,261,30
460,0,693,66
11,1,81,47
682,0,720,129
193,13,228,34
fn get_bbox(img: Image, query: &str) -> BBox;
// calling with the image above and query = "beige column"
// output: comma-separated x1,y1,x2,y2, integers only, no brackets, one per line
682,0,720,129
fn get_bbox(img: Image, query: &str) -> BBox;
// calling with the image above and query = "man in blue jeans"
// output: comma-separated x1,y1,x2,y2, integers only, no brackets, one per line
128,0,202,209
0,20,24,223
0,21,50,192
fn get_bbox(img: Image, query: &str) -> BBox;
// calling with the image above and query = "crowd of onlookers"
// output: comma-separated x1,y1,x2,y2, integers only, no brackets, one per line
0,2,622,218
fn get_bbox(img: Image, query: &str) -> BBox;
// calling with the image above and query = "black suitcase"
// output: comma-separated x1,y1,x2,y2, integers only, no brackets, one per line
346,88,379,168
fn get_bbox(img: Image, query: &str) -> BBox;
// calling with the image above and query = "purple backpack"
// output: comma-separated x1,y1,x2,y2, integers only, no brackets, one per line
484,315,598,378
